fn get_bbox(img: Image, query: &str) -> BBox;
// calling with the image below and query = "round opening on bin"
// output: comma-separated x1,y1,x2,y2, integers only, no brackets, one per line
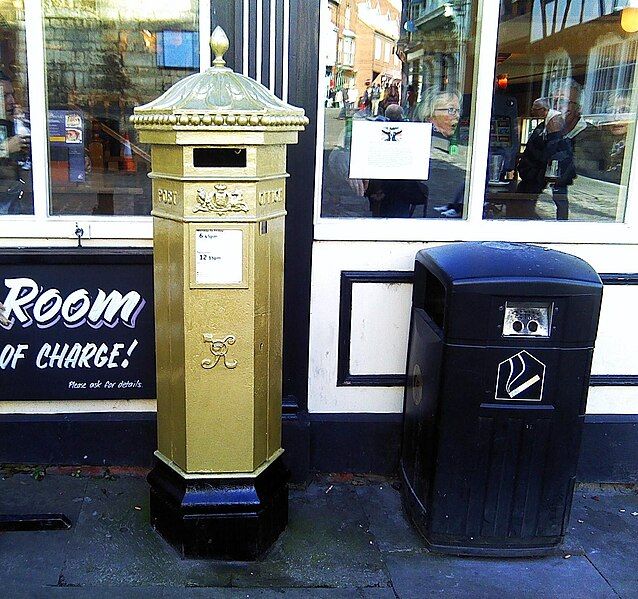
528,321,539,333
512,320,524,333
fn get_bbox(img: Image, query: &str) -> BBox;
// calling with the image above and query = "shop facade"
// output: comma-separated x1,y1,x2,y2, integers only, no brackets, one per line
0,0,636,482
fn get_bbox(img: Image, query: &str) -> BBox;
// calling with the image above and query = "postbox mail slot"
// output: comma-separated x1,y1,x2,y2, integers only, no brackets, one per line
193,147,246,168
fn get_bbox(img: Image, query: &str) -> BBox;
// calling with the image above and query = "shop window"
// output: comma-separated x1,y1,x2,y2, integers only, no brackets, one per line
342,36,355,67
320,0,479,219
42,0,199,217
157,30,199,70
585,35,638,116
0,0,33,217
484,2,637,222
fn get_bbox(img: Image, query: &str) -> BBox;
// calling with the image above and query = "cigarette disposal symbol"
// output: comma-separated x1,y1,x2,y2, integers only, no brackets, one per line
495,350,546,402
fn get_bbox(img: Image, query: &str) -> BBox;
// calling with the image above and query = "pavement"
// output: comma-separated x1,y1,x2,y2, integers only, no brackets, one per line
1,467,637,598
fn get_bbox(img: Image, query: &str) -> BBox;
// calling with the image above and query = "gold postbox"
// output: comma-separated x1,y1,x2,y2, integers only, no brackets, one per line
132,28,307,559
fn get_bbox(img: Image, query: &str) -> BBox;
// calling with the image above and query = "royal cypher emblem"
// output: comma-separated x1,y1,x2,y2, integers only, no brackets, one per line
194,184,249,214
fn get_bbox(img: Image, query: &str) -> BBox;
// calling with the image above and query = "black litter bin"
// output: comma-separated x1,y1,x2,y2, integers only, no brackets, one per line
401,242,603,556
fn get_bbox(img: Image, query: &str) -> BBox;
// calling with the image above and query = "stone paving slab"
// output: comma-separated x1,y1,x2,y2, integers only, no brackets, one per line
355,482,425,554
228,483,389,588
3,586,396,599
1,470,637,598
0,472,89,586
569,485,638,599
384,552,618,599
58,476,235,588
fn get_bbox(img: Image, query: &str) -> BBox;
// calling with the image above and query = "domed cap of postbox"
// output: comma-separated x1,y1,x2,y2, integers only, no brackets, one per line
131,26,308,131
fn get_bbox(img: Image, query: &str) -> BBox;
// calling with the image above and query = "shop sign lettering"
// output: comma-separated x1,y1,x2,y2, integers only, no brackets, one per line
0,261,155,401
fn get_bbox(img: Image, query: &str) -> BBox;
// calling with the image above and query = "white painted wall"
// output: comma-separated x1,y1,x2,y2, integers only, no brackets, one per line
307,241,638,415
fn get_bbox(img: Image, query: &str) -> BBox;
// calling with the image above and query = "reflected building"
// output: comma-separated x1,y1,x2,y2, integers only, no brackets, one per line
327,0,402,100
400,0,474,101
494,0,637,200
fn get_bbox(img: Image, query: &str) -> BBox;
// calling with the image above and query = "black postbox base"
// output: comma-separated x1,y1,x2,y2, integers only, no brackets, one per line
147,452,289,560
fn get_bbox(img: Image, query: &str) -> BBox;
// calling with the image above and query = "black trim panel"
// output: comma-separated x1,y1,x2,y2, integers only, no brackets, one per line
0,247,152,264
599,273,638,285
578,414,638,482
590,375,638,386
281,0,319,411
212,0,240,73
248,0,257,80
0,413,157,467
337,270,638,387
3,412,635,482
261,0,271,87
337,271,413,387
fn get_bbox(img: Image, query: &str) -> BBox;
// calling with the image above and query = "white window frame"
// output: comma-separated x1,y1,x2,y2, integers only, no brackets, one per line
0,0,210,247
584,33,638,116
374,36,382,61
541,48,572,99
313,0,638,246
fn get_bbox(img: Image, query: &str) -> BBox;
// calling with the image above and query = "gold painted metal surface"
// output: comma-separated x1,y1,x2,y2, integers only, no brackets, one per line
133,28,306,475
131,26,308,132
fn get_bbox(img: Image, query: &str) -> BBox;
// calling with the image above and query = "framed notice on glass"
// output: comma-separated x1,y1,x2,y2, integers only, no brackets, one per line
190,226,249,289
348,121,432,180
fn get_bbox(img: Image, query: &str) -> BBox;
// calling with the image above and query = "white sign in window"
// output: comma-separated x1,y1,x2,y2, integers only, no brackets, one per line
195,229,243,285
348,121,432,180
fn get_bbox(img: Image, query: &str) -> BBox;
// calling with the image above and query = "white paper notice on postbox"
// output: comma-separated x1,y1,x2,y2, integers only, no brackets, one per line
195,229,243,285
348,121,432,180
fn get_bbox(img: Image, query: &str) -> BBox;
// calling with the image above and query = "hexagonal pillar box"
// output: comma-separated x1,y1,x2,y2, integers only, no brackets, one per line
131,28,307,560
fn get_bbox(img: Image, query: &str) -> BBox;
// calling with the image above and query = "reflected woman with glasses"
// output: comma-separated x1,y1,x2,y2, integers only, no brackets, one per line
414,89,461,138
414,89,464,217
548,79,608,219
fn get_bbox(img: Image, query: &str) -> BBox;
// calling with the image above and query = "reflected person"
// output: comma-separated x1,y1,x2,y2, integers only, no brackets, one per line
514,98,550,218
544,110,576,221
551,78,606,179
414,89,463,217
0,71,30,215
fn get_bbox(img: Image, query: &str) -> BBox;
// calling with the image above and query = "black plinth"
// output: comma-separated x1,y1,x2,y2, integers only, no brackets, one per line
147,452,289,560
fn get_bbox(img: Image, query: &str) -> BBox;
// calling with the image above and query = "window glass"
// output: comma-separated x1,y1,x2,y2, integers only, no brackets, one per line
485,1,638,222
0,0,33,216
43,0,199,216
321,0,478,219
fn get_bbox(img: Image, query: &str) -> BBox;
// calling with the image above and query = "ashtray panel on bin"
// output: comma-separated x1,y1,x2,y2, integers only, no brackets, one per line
502,301,552,337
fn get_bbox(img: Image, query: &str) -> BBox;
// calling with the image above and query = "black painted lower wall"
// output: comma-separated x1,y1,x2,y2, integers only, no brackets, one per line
0,412,637,483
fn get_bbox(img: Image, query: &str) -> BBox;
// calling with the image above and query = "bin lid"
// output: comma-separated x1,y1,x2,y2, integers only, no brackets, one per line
417,242,601,287
131,27,308,131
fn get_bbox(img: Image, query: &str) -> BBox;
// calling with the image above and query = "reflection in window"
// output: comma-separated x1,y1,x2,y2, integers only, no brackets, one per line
0,0,33,216
43,0,199,216
321,0,478,219
542,49,572,99
485,1,637,222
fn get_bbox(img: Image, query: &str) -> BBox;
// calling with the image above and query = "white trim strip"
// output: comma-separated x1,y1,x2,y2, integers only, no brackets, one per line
256,0,263,83
24,0,49,221
243,0,249,76
466,0,500,223
313,0,328,227
270,0,277,93
282,0,290,102
313,218,638,245
199,0,212,71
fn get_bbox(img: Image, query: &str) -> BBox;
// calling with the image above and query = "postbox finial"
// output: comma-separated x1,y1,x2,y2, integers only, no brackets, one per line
210,26,230,68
